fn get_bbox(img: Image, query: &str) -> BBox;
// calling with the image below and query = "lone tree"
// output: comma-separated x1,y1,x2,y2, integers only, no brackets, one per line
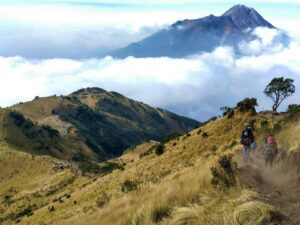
264,77,295,113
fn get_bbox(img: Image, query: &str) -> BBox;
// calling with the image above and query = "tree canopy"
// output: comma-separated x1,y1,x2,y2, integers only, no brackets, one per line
264,77,295,113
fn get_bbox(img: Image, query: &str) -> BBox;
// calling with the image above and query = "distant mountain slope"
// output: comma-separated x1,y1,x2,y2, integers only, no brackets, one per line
4,88,199,161
108,5,277,58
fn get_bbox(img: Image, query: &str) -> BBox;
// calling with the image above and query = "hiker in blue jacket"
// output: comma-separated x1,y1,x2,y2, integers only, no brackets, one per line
241,126,255,161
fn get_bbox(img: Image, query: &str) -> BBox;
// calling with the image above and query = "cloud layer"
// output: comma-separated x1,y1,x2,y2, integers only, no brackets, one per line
0,28,299,121
1,2,300,59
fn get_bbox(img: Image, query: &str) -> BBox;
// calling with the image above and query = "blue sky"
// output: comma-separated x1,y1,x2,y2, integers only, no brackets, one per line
0,1,299,120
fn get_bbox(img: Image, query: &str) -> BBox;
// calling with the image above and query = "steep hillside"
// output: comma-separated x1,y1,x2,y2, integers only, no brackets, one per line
1,107,299,225
108,5,288,58
7,88,198,161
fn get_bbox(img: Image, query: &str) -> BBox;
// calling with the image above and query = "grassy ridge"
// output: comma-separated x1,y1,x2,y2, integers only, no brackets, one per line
1,109,298,224
5,88,199,161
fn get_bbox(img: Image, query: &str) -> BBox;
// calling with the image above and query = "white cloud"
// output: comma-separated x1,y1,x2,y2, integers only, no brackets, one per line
14,0,300,5
239,27,287,55
1,31,299,120
1,2,300,58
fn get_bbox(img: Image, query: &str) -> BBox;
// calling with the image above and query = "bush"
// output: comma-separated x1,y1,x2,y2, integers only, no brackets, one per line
99,161,124,175
9,111,30,127
4,195,12,204
41,125,60,138
220,106,234,118
287,104,300,120
202,132,209,138
211,154,237,189
155,144,165,156
209,116,218,121
48,206,55,212
121,179,138,193
151,204,171,223
11,205,37,220
96,192,110,208
261,120,269,129
78,162,101,173
211,146,218,155
162,132,182,144
236,98,258,114
228,140,237,149
272,123,282,134
79,161,123,175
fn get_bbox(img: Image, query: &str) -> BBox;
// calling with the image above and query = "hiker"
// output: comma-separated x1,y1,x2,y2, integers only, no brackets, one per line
241,125,255,161
262,135,278,168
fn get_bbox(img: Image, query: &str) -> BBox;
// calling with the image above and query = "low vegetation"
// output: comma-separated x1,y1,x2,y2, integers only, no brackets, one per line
121,179,138,193
210,154,237,189
0,91,299,225
236,98,258,114
78,161,124,175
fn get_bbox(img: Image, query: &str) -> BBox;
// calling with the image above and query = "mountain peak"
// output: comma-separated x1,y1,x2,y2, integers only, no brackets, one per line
222,4,275,29
222,4,254,16
71,87,107,96
108,4,277,58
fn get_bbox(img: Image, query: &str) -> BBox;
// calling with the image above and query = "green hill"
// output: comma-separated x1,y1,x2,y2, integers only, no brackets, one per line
4,88,199,161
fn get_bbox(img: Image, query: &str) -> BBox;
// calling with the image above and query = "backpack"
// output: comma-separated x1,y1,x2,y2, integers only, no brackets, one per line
241,128,253,146
264,142,276,156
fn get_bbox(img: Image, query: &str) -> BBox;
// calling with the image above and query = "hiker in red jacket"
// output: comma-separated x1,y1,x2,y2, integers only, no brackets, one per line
262,135,278,168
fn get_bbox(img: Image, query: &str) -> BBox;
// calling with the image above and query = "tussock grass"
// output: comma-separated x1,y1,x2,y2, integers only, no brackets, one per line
1,110,298,225
170,190,274,225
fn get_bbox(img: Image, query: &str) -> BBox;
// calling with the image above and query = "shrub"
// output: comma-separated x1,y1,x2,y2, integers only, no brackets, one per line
11,205,37,220
162,132,182,144
220,106,234,118
236,98,258,114
9,111,29,127
79,162,101,174
228,140,237,149
261,120,269,129
202,132,209,138
41,125,60,138
272,123,282,134
96,192,110,208
121,179,138,193
262,209,288,224
4,195,12,204
227,109,234,119
211,146,218,155
209,116,218,121
151,204,171,223
99,161,124,174
211,154,237,189
287,104,300,120
48,206,55,212
155,144,165,156
79,161,123,175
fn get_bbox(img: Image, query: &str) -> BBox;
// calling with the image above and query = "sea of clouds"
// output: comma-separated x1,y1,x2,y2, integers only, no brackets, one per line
0,27,299,121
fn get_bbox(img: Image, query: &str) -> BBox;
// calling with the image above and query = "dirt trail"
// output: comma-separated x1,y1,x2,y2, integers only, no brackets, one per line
237,149,300,225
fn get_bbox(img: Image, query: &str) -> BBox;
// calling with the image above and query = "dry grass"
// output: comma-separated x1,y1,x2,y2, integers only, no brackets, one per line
0,110,298,225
